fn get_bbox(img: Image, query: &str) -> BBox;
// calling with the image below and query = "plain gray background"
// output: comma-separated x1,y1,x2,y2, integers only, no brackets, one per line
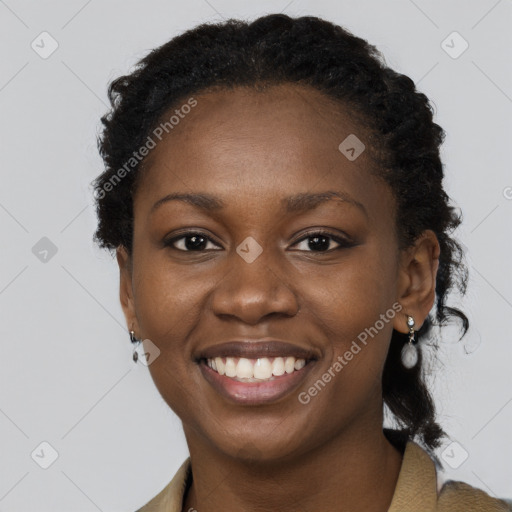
0,0,511,510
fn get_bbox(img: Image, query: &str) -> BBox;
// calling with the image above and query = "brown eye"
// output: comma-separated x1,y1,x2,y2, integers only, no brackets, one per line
165,232,221,252
292,230,353,252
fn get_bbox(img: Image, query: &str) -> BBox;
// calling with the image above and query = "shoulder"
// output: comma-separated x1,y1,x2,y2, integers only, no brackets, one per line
387,436,511,512
437,478,512,511
135,458,192,512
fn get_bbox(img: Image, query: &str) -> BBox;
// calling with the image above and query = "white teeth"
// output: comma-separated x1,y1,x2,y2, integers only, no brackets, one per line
284,356,295,374
253,358,272,379
206,356,307,380
214,357,225,375
225,357,237,377
236,358,254,378
272,357,285,376
294,359,306,370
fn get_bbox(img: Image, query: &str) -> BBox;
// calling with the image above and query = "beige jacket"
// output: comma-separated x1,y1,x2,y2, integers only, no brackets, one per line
137,440,511,511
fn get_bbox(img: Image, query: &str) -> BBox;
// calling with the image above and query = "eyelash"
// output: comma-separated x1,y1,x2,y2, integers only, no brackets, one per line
164,229,353,253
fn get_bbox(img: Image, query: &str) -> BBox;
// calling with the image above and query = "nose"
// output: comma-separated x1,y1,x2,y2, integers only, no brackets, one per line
211,248,300,325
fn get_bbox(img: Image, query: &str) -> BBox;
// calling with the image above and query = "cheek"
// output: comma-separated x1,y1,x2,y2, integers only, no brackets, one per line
132,257,207,341
302,244,398,343
130,254,225,414
298,244,398,406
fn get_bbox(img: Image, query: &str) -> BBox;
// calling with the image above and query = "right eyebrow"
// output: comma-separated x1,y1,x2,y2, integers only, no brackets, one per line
150,193,224,215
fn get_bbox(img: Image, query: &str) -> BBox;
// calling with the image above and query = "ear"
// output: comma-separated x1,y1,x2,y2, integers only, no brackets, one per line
393,230,440,334
116,245,139,335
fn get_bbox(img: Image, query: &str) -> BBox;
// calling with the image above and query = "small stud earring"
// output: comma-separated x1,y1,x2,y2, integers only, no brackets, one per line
400,315,418,369
130,330,141,362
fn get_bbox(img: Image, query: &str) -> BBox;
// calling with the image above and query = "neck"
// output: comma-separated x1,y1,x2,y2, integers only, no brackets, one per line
181,424,404,512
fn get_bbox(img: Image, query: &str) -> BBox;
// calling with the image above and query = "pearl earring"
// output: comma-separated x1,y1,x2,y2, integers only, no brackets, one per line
400,316,418,369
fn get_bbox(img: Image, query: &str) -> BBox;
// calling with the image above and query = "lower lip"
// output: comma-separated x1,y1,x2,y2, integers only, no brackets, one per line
199,361,316,405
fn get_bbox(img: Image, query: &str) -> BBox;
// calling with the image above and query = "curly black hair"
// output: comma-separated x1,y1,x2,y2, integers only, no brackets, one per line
92,14,469,462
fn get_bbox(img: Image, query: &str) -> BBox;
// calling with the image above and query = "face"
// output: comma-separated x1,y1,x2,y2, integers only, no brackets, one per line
119,84,417,462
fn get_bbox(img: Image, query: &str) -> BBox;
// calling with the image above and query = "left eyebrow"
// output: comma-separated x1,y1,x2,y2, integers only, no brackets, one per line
283,190,368,218
150,190,368,218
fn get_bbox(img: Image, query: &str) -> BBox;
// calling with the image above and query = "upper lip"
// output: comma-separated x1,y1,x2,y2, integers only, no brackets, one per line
196,340,319,361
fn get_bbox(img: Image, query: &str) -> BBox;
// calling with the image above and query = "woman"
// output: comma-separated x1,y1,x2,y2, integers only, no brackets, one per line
92,14,511,512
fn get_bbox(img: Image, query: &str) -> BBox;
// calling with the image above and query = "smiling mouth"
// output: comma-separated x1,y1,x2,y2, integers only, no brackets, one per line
198,355,317,405
201,356,310,382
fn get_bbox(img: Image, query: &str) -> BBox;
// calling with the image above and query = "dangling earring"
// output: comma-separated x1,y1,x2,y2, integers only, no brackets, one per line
400,315,418,369
130,330,141,362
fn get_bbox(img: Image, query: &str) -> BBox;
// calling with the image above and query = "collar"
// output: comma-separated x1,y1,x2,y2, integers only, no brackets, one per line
137,438,439,512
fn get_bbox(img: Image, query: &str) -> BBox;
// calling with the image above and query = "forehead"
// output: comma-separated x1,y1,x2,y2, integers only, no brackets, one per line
145,83,368,159
134,84,387,219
